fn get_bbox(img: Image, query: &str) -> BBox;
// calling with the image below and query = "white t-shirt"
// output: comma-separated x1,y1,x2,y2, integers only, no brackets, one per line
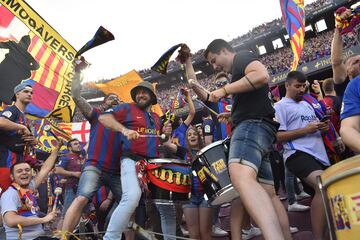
0,180,44,240
274,97,330,166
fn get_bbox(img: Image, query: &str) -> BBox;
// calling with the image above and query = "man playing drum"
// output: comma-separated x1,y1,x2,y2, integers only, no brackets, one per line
204,39,292,240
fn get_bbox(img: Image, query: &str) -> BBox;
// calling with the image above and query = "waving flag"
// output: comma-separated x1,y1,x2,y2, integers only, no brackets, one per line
75,26,114,58
0,2,76,121
280,0,305,71
170,91,186,112
151,44,182,75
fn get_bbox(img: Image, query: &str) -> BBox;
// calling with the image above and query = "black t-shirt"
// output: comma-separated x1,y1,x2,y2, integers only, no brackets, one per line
231,51,275,127
334,79,349,101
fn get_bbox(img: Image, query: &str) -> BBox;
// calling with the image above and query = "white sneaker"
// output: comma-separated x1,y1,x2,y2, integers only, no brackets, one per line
290,226,299,233
296,191,311,201
212,225,228,237
288,202,310,212
241,226,262,240
180,225,189,236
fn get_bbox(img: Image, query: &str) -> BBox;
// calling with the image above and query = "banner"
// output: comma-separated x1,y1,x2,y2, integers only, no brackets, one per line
0,1,76,120
147,163,191,193
87,70,163,116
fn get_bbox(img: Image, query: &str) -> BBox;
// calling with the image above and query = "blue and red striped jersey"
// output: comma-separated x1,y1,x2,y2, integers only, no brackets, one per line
108,103,162,158
85,108,122,174
0,105,27,167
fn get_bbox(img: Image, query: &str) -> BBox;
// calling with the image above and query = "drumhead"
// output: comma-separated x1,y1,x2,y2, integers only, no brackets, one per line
148,158,190,165
197,140,225,156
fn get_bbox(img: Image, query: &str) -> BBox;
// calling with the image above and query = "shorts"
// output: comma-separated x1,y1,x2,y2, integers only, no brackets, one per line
183,194,210,208
286,150,327,179
228,119,277,185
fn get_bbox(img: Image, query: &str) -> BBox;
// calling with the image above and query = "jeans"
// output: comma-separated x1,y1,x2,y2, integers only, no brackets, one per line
285,167,301,205
63,187,76,217
104,158,142,240
155,203,177,240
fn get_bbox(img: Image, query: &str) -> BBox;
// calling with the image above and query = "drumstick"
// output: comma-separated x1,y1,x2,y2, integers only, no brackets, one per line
194,98,219,117
139,134,166,140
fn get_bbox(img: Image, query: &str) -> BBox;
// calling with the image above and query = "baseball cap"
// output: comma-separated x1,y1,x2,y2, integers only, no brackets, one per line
11,82,33,101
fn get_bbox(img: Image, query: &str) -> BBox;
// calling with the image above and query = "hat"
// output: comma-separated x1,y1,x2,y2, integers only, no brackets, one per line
11,82,33,101
130,81,157,105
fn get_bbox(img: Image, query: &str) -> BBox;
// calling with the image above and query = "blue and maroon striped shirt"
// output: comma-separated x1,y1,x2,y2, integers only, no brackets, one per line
85,108,122,174
107,103,162,158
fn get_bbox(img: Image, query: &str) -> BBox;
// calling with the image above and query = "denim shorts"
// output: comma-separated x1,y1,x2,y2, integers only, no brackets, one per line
77,165,122,201
182,194,211,208
228,119,277,185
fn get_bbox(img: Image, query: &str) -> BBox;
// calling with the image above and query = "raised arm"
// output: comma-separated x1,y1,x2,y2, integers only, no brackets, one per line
71,71,94,119
331,28,347,84
34,141,63,189
182,88,196,126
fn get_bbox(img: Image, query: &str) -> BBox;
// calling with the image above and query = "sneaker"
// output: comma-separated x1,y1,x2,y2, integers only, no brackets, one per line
180,225,189,237
212,225,228,237
288,202,310,212
290,226,299,233
296,191,311,201
241,226,262,240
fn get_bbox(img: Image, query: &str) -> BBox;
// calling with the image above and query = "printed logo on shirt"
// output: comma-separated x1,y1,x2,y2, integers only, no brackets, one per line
2,111,12,118
204,125,211,133
300,115,317,122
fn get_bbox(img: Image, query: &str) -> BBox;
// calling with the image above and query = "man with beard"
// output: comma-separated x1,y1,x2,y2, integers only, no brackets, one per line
0,82,36,193
61,70,123,234
98,81,163,240
0,142,61,240
274,71,330,240
55,139,86,220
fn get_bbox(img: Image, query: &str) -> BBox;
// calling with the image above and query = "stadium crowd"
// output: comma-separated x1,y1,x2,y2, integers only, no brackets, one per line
1,1,360,240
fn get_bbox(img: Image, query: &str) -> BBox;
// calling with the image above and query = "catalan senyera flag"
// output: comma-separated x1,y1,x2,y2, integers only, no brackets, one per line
0,2,76,121
87,70,163,116
280,0,305,71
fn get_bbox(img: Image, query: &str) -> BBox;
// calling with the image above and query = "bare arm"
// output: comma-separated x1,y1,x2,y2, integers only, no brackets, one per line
71,72,93,119
54,166,81,178
162,139,178,154
189,79,210,102
33,144,61,189
204,135,213,146
226,60,269,95
340,115,360,153
276,122,324,143
331,28,347,84
99,114,139,140
4,211,56,227
182,89,196,126
0,117,30,134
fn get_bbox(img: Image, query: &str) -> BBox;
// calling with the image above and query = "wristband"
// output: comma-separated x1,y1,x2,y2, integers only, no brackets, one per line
221,87,228,96
206,93,210,102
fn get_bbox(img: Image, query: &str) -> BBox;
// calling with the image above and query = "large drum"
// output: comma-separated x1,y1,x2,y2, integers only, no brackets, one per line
318,155,360,240
147,159,191,204
192,138,239,205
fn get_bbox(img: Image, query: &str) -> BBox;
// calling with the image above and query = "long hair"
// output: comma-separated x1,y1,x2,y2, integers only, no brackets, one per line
185,125,204,161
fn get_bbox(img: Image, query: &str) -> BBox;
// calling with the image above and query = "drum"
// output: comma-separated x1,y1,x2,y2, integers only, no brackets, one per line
318,155,360,240
192,138,239,205
147,159,191,204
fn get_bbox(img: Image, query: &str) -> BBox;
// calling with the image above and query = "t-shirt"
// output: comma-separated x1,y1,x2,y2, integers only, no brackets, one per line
231,51,275,127
341,75,360,120
171,123,188,147
85,108,122,174
0,105,27,168
58,152,86,188
1,180,44,240
274,97,330,166
323,95,341,132
205,97,232,140
106,103,162,158
334,79,349,101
